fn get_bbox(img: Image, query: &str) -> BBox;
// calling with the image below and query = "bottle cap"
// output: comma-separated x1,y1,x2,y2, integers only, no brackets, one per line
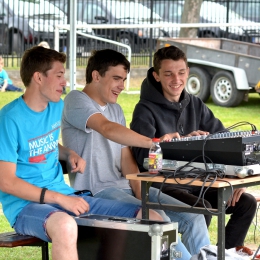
152,138,160,142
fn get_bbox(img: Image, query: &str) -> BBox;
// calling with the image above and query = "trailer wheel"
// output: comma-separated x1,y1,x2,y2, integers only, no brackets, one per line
210,71,245,107
186,67,211,102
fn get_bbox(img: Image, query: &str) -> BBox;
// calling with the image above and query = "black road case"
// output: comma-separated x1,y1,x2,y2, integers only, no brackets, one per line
75,214,179,260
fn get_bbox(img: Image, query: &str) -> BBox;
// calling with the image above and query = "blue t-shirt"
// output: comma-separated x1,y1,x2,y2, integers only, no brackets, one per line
0,69,12,86
0,96,75,227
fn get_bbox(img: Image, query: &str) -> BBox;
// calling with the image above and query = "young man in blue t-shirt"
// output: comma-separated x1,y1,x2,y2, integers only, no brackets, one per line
0,46,162,260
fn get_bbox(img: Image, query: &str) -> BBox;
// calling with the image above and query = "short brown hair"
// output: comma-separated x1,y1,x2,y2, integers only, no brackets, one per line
20,46,66,87
153,46,188,74
85,49,130,84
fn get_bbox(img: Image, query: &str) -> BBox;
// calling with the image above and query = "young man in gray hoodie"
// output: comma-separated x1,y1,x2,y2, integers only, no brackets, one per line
130,45,257,249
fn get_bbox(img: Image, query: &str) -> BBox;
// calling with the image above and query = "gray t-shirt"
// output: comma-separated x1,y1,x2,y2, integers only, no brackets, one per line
61,90,130,194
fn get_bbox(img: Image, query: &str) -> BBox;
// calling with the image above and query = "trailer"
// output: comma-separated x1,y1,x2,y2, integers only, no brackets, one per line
157,38,260,107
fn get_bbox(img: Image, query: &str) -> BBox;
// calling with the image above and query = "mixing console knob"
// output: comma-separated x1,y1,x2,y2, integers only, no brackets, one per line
235,167,254,178
247,169,254,176
251,143,259,151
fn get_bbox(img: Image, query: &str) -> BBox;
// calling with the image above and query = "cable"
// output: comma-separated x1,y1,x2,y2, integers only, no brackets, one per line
253,202,260,244
225,121,257,132
157,172,234,216
157,121,258,221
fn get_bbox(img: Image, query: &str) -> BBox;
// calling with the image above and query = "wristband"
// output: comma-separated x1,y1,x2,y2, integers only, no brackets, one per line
40,188,48,204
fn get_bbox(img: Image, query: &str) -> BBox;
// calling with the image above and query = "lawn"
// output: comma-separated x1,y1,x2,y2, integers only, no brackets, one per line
0,82,260,259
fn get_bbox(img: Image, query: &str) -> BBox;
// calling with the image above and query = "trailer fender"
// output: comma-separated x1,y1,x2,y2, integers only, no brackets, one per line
188,59,251,90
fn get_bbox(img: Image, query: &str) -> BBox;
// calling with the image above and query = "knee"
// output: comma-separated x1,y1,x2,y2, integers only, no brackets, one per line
148,209,164,221
60,217,78,239
241,193,257,213
203,200,212,209
46,212,78,242
136,209,164,221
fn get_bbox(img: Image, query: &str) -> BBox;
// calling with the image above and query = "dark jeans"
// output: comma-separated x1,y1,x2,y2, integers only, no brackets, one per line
152,182,257,249
1,84,23,92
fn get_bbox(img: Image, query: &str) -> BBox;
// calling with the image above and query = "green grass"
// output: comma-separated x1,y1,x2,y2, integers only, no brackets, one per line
0,83,260,259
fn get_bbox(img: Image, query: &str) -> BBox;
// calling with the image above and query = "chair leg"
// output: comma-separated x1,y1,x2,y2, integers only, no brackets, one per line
41,241,49,260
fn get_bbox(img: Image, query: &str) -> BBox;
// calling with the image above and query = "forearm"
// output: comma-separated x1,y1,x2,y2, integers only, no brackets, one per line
121,147,142,199
122,156,141,199
102,122,153,149
1,176,64,204
58,143,74,160
129,180,141,200
131,146,149,172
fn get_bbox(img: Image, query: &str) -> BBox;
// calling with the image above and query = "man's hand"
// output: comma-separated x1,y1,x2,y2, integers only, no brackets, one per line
159,132,181,142
68,151,86,174
159,130,209,142
58,194,90,216
184,130,209,137
58,144,86,174
227,188,246,207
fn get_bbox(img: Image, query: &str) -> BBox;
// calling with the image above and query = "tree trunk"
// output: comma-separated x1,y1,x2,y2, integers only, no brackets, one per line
179,0,203,38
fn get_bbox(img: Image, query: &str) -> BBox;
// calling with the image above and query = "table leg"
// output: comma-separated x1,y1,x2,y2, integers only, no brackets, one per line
217,187,231,260
141,181,151,219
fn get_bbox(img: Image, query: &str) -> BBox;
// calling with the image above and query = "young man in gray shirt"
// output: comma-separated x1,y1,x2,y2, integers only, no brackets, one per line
61,49,210,259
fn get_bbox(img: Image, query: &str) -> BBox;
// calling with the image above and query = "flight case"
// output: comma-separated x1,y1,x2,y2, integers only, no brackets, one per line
75,214,179,260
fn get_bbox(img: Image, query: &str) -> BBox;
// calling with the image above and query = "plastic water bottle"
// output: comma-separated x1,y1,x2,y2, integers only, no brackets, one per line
148,138,163,174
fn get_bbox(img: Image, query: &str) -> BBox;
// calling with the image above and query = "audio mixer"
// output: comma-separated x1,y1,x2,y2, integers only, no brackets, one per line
159,131,260,178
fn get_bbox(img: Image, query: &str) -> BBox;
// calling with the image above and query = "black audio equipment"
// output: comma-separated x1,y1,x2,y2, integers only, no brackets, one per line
75,214,179,260
160,131,260,166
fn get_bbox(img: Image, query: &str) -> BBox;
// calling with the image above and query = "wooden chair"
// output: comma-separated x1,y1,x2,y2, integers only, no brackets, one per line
0,232,49,260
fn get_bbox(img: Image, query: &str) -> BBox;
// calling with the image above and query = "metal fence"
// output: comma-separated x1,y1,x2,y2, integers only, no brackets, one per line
0,0,259,68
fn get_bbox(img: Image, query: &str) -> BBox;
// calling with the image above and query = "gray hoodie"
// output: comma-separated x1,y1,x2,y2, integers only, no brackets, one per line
130,67,226,172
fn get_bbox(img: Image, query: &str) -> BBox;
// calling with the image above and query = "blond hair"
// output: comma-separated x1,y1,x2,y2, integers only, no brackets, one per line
38,41,50,49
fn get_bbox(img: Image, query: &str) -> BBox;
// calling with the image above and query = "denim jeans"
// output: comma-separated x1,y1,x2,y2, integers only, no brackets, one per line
95,187,210,259
14,194,141,242
0,84,23,92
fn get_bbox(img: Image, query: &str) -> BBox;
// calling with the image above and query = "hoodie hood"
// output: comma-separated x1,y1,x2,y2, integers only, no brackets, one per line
140,67,190,110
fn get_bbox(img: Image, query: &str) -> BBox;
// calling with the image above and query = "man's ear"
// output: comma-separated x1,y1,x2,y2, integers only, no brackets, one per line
32,72,42,84
152,71,160,82
92,70,100,82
